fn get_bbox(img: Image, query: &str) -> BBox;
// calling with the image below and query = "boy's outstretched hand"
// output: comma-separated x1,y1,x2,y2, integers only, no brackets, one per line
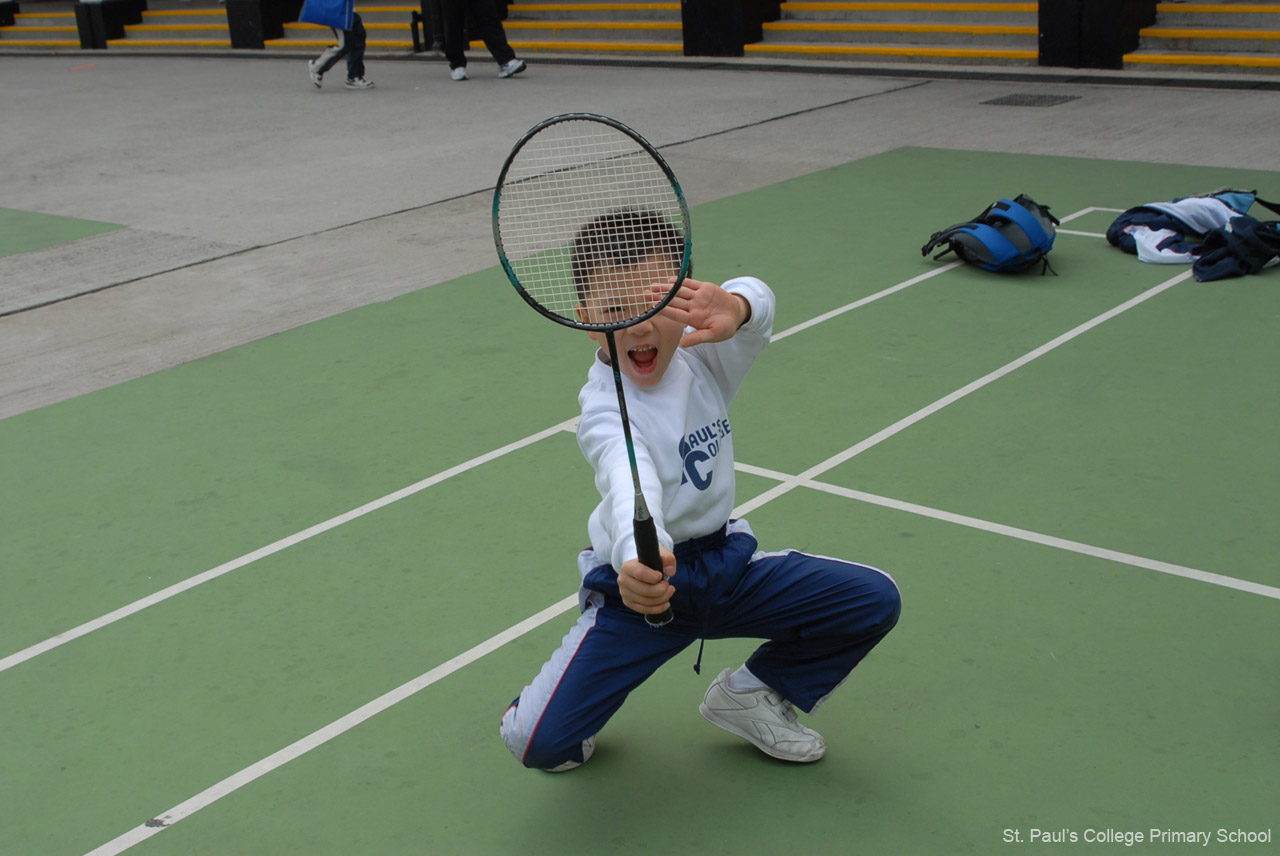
617,546,677,616
653,278,751,348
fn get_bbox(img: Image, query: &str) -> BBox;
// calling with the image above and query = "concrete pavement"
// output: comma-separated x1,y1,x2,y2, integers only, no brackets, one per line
2,52,1278,418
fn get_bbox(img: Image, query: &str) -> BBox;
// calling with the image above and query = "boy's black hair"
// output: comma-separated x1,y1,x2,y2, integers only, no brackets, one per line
571,209,685,301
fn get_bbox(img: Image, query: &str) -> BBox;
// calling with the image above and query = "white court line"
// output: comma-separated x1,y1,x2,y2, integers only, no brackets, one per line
84,226,1202,855
1057,206,1124,224
86,463,812,855
732,269,1194,519
4,254,962,675
735,462,1280,601
772,261,961,342
0,419,579,675
85,468,811,855
1055,208,1118,238
83,594,582,856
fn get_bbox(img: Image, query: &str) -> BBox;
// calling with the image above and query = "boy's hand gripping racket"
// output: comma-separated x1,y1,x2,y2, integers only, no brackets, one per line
492,113,692,627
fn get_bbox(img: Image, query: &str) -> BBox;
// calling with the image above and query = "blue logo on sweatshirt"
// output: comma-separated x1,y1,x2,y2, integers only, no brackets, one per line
679,418,731,491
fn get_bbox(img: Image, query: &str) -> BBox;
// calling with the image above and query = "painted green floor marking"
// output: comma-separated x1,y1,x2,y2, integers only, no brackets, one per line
2,148,1277,856
0,207,125,259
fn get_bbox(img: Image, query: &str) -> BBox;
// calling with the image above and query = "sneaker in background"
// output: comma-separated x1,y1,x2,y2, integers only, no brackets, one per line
344,77,375,89
497,58,526,78
450,67,469,81
308,59,323,88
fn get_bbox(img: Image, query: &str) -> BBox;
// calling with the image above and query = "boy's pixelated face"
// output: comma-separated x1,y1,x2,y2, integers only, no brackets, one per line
577,253,685,389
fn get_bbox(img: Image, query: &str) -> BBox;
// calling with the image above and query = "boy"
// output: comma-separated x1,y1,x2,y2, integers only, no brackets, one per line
500,212,901,771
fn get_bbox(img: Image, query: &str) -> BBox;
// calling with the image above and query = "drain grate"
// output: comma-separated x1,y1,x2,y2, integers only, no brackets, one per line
981,93,1081,107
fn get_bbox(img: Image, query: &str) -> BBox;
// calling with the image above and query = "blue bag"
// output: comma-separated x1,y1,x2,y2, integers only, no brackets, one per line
922,195,1060,274
299,0,353,31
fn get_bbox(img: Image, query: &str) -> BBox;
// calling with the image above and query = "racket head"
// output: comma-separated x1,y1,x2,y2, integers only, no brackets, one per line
493,113,692,333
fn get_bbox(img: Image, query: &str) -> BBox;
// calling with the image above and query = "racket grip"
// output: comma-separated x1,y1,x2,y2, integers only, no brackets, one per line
634,516,674,627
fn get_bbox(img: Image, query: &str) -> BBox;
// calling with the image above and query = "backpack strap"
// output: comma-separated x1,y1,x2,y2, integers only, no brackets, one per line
1253,195,1280,218
921,222,973,260
1012,193,1061,228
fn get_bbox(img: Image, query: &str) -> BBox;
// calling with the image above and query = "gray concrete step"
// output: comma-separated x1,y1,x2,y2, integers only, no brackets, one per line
501,0,682,54
760,19,1037,48
1126,1,1280,73
777,0,1037,25
1141,26,1280,53
113,9,229,46
755,1,1037,64
511,1,682,23
1156,1,1280,29
0,8,79,46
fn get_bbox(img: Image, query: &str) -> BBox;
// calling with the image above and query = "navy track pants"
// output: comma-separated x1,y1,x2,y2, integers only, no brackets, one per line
500,520,901,770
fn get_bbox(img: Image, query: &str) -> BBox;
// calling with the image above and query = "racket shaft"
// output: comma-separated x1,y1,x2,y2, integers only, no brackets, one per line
603,331,674,627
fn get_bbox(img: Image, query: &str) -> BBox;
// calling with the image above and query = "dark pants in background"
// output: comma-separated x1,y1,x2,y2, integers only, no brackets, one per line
441,0,516,69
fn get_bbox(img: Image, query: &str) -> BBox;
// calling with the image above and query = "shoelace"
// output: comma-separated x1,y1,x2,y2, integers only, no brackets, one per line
770,693,798,724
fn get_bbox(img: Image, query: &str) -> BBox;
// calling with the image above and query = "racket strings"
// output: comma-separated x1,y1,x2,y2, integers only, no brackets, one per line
496,120,688,326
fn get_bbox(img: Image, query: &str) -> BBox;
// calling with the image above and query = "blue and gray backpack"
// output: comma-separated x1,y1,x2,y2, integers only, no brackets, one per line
921,195,1060,274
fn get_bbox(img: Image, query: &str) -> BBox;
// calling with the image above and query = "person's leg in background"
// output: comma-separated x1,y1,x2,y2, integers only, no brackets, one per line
342,13,373,87
440,0,470,80
308,28,348,88
466,0,525,77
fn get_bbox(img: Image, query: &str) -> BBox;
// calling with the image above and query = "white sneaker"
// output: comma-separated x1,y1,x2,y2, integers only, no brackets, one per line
497,58,526,78
344,77,374,89
699,668,825,762
542,735,595,773
307,59,322,88
450,66,468,81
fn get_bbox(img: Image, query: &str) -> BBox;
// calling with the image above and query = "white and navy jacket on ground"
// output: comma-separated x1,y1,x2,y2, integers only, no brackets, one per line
500,276,902,771
1106,190,1261,264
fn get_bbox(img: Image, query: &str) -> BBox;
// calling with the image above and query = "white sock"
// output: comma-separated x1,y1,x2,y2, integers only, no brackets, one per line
726,665,768,693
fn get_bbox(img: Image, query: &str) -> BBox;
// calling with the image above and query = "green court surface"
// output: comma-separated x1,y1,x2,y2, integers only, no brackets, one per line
0,207,124,258
1,148,1276,855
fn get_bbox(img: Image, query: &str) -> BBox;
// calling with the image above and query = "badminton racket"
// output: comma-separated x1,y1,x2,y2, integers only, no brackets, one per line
492,113,692,627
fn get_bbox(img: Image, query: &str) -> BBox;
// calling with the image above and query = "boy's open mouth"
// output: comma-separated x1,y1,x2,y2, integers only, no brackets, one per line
628,346,658,373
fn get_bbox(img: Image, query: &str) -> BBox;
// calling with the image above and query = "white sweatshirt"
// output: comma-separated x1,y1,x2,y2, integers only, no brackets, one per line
576,276,776,572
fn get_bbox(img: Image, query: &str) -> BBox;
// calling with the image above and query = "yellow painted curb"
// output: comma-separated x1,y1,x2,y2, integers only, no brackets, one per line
764,21,1035,34
1126,51,1280,67
1141,27,1280,39
745,41,1035,58
1155,3,1280,12
781,2,1036,12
